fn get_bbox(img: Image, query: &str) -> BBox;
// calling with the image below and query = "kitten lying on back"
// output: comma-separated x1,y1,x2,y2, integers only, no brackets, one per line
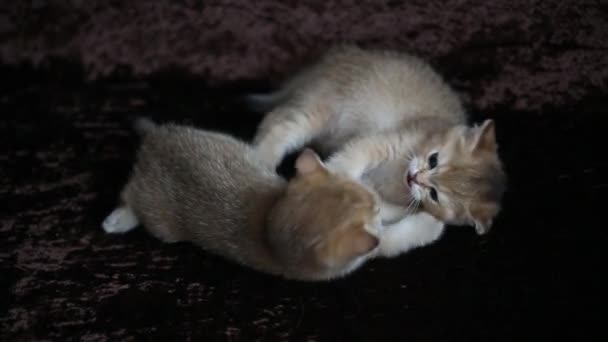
250,46,506,250
102,119,381,281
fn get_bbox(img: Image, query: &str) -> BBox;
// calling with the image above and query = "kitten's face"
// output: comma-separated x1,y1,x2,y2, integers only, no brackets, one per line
272,149,381,280
404,120,506,234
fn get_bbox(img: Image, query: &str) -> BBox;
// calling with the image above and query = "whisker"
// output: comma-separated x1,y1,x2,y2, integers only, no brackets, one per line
406,196,414,206
412,199,421,214
404,196,421,215
404,197,416,214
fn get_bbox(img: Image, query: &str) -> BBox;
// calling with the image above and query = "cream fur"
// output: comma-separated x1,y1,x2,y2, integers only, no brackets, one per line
252,46,506,257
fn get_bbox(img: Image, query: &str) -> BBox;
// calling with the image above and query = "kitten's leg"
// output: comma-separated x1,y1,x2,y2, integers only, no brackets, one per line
326,131,422,180
253,105,329,169
376,212,445,258
102,206,139,233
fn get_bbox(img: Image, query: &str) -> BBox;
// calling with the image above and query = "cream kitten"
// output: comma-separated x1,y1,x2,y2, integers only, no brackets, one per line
250,46,506,238
102,119,381,281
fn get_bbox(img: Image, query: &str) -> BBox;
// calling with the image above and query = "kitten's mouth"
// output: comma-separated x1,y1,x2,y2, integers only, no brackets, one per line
406,172,416,187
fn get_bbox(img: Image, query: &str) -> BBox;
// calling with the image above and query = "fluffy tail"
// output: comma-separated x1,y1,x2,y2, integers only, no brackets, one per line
133,117,157,136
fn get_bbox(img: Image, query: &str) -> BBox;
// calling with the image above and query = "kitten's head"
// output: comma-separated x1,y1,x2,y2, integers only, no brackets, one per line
405,119,506,235
269,149,381,281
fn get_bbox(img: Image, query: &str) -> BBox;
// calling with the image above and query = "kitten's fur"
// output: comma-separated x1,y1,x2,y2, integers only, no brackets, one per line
102,119,381,281
251,46,506,237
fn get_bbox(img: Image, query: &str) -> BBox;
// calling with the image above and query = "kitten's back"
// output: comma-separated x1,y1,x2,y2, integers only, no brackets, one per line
109,120,384,280
277,46,467,152
122,123,284,268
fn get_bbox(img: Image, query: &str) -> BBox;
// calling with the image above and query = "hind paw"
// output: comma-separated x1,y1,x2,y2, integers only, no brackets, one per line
102,207,139,233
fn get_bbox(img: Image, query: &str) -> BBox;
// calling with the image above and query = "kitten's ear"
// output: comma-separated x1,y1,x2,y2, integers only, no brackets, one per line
468,203,499,235
318,224,378,267
473,218,493,235
295,149,326,176
472,119,497,152
339,225,379,258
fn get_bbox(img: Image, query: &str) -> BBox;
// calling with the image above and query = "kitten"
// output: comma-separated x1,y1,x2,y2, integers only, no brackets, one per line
102,119,381,281
250,45,506,240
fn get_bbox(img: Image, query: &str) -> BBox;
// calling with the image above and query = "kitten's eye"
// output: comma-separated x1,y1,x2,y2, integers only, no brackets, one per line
429,187,439,202
428,152,439,169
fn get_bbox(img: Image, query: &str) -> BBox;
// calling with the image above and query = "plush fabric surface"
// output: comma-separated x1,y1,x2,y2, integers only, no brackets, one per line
1,1,607,341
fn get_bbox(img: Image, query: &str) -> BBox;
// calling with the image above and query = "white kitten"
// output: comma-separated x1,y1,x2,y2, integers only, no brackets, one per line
250,46,506,256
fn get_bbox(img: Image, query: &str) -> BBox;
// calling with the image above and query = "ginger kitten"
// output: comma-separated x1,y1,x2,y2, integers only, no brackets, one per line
102,119,381,281
250,45,506,239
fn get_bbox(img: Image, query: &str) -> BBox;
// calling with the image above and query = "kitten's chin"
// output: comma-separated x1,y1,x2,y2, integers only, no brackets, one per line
408,183,422,202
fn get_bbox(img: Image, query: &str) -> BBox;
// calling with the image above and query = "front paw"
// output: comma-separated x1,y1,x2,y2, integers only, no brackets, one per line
325,157,355,178
423,222,445,243
406,212,445,246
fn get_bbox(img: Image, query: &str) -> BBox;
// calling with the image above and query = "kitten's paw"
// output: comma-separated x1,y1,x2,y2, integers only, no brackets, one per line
410,213,445,246
423,221,445,244
102,207,139,233
254,148,281,170
325,157,357,179
376,213,445,258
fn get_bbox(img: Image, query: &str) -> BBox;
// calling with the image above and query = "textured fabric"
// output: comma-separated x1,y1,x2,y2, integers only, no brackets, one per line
1,1,607,341
2,1,607,110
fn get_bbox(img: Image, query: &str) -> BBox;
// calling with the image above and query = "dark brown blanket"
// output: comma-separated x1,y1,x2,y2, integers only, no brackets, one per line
1,1,607,340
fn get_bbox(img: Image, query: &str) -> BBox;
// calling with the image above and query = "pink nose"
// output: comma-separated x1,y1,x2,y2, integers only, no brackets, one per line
407,172,418,186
